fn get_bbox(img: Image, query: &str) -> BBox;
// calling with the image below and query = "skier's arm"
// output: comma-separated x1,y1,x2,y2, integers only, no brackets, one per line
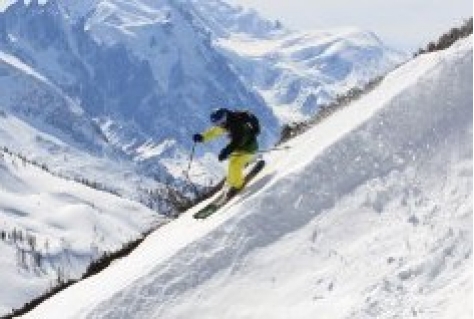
201,126,226,142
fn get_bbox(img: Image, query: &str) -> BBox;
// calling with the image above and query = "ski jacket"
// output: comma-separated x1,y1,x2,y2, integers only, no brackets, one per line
201,110,259,154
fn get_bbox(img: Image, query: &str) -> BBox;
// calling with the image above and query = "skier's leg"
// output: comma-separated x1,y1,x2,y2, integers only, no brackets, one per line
227,152,253,190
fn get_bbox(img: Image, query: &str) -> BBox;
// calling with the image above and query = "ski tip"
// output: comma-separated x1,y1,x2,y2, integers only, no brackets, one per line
193,204,219,219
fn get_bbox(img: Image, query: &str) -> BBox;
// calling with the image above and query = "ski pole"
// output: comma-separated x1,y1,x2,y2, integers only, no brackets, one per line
183,142,199,196
185,142,196,175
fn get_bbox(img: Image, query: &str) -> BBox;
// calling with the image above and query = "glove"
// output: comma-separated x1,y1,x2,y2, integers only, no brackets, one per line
218,146,232,161
193,133,203,143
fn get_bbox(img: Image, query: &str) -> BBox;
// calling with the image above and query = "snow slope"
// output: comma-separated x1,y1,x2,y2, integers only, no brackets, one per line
0,147,162,315
21,31,473,319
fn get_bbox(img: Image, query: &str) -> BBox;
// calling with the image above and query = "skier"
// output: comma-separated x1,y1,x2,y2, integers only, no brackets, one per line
193,108,260,198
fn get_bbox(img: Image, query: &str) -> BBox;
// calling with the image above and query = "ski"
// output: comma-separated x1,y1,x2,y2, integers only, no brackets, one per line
193,160,265,219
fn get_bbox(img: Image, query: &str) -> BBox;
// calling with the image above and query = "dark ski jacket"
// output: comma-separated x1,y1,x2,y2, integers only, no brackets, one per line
201,110,259,154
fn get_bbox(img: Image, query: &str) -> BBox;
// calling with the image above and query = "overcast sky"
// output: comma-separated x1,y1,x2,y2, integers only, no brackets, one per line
226,0,472,52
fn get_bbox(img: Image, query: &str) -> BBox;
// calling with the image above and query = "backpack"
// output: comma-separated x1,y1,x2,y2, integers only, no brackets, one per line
236,110,260,136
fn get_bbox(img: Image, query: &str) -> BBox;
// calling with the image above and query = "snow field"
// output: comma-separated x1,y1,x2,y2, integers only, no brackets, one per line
0,148,161,314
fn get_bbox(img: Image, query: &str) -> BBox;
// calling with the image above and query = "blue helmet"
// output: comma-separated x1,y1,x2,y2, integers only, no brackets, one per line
210,108,229,125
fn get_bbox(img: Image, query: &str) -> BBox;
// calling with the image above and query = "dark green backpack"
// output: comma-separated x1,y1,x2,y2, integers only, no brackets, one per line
236,110,260,136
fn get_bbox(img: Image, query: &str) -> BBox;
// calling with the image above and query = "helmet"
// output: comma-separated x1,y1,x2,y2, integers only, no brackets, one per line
210,108,229,126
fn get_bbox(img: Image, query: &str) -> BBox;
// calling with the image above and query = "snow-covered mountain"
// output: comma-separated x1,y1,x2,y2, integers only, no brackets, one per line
218,28,407,123
21,35,472,319
188,0,407,123
0,0,277,212
0,0,276,156
0,0,403,191
0,51,107,151
187,0,283,39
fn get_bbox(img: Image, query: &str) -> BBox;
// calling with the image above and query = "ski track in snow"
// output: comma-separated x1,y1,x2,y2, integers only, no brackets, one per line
23,38,472,319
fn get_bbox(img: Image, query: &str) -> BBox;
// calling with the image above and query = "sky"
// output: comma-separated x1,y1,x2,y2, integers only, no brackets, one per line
226,0,472,52
0,0,470,51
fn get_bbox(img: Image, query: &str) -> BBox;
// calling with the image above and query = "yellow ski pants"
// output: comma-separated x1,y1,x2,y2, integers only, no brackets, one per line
200,126,255,189
227,152,254,190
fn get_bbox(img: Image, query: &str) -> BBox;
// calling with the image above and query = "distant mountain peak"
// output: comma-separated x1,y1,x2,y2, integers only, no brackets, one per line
186,0,286,39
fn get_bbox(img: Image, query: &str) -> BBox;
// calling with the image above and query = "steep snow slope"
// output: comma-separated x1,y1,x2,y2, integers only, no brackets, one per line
23,36,472,319
0,148,162,316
